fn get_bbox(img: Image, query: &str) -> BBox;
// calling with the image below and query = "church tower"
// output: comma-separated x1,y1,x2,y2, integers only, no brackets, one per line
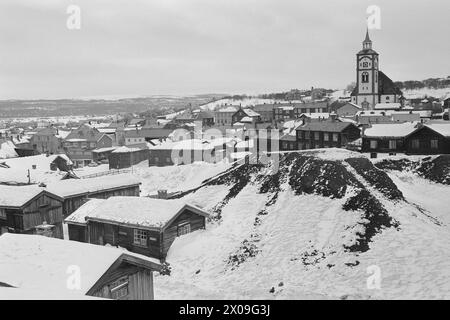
352,29,379,110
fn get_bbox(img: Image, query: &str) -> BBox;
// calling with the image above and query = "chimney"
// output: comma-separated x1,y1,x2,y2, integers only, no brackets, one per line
330,112,338,122
157,189,168,199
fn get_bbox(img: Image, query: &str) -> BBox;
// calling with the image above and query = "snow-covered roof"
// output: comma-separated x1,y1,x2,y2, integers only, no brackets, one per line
240,116,253,123
45,174,141,198
0,154,73,184
217,106,239,113
66,196,209,229
242,109,260,117
300,112,330,119
65,198,106,225
55,130,71,139
112,146,145,153
426,124,450,137
92,146,117,153
364,123,418,138
0,141,18,159
0,185,44,208
66,138,87,142
0,233,161,297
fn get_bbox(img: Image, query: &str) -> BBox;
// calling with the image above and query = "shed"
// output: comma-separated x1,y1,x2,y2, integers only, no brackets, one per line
0,233,162,300
65,197,209,260
0,185,64,238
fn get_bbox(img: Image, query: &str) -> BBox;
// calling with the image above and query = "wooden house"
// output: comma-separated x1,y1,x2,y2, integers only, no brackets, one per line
45,174,141,217
296,120,361,150
232,108,261,125
404,124,450,154
63,124,114,168
65,197,209,260
362,123,450,154
362,123,418,153
0,233,162,300
214,106,239,126
253,104,276,123
0,186,64,238
336,102,362,118
148,138,235,167
108,146,149,169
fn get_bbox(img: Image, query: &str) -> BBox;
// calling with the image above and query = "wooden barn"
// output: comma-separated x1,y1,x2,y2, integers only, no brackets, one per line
0,234,162,300
404,124,450,155
296,120,361,150
363,123,450,154
65,197,209,260
0,185,64,238
362,123,418,153
108,146,149,169
45,174,141,217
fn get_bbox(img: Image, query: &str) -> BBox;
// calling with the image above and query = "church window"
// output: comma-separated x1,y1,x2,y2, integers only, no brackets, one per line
362,72,369,83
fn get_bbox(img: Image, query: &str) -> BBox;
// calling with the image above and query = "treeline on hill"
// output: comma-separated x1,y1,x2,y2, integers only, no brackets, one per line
394,77,450,90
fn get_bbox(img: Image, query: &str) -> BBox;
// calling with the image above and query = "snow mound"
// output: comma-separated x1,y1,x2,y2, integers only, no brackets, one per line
154,150,450,299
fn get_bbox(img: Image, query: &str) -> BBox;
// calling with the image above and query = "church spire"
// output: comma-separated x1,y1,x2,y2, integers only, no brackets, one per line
363,28,372,50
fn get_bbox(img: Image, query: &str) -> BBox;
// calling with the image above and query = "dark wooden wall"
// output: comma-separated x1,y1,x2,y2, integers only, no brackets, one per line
91,263,154,300
161,209,205,258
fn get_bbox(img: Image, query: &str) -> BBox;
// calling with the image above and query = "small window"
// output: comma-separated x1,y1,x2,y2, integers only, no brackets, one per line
0,208,6,219
370,140,378,149
412,139,420,149
324,133,329,142
314,132,320,140
332,133,339,142
389,140,396,149
133,229,147,247
110,277,129,299
177,223,191,236
431,140,438,149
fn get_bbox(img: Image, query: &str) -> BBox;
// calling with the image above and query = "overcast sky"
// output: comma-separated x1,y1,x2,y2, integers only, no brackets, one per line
0,0,448,100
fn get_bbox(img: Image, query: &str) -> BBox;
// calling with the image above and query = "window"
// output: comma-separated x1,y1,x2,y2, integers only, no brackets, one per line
389,140,396,149
177,223,191,236
412,139,420,149
133,229,147,247
314,132,320,140
324,133,329,141
110,277,129,299
370,140,378,149
332,133,339,142
0,208,6,219
362,72,369,83
431,139,438,149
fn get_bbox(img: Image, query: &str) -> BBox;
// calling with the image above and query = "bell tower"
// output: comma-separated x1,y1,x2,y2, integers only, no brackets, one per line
354,29,379,110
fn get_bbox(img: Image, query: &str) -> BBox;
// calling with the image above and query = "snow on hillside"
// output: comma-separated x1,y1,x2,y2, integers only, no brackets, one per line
199,98,304,111
403,87,450,100
154,150,450,299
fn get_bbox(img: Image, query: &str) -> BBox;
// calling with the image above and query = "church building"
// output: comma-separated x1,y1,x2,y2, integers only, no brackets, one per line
350,30,403,110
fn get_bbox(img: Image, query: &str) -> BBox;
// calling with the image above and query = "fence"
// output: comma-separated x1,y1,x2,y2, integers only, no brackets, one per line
80,168,133,179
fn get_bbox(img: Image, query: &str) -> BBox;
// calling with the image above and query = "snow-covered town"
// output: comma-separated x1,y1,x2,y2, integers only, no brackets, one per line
0,0,450,305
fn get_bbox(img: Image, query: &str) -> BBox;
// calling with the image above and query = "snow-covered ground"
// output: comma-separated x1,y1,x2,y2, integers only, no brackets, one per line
152,152,450,300
74,160,232,196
